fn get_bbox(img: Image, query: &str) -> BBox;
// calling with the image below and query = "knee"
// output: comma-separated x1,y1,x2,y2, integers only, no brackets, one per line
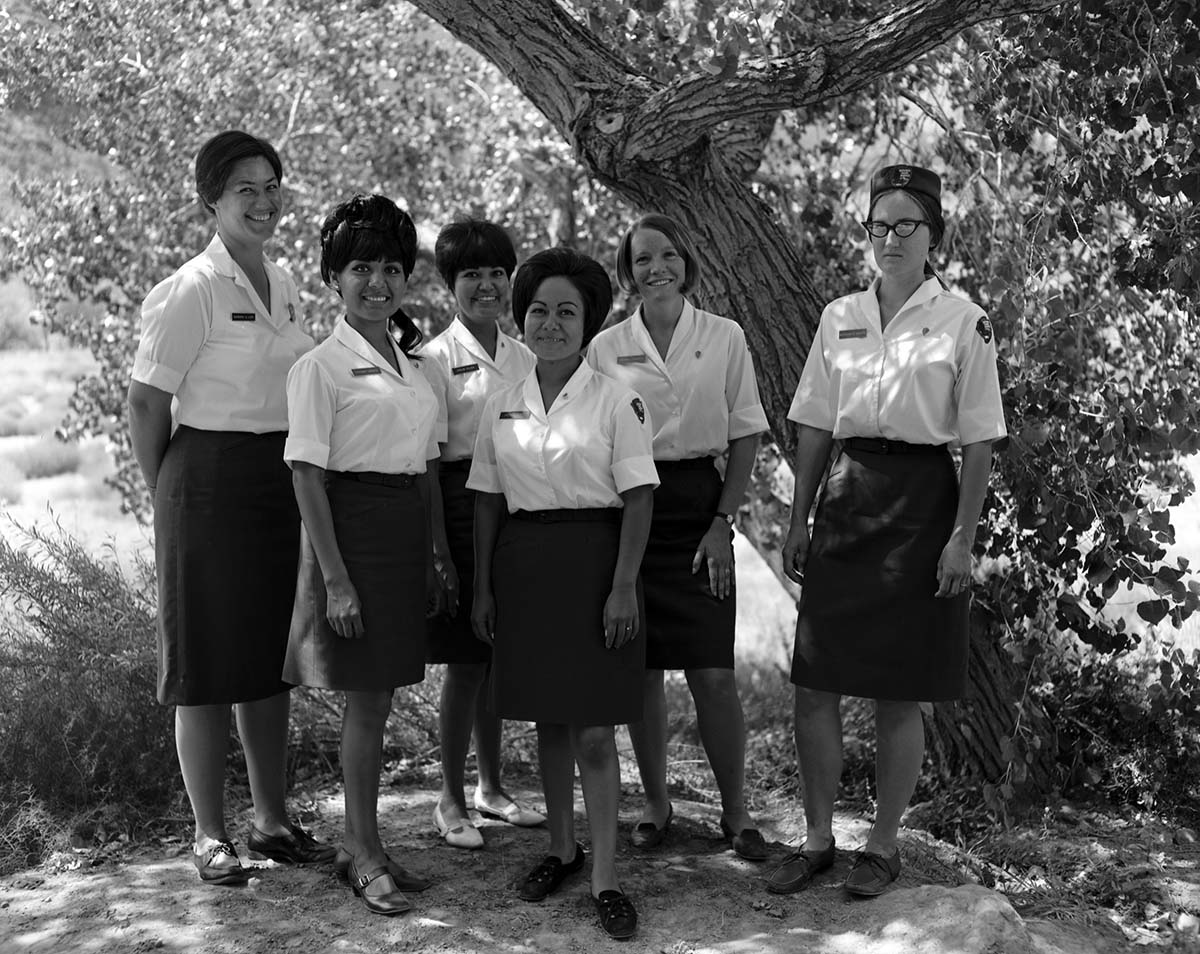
874,699,923,730
571,725,615,768
793,686,839,720
346,690,393,726
686,667,737,706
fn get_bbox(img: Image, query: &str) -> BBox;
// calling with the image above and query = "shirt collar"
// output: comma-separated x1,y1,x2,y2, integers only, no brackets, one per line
864,276,941,326
333,318,407,381
447,315,502,368
629,298,695,370
521,359,594,418
203,233,240,279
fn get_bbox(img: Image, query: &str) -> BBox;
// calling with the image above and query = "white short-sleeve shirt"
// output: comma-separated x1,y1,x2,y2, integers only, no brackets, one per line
284,319,440,474
587,300,768,460
417,317,536,461
467,361,659,512
788,277,1007,445
132,234,313,432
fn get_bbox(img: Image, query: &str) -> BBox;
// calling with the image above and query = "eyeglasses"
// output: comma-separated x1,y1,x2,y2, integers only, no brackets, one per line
861,219,928,239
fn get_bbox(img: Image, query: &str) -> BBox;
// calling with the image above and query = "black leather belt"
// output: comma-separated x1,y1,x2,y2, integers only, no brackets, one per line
655,456,717,472
511,508,621,523
844,437,947,456
331,470,417,488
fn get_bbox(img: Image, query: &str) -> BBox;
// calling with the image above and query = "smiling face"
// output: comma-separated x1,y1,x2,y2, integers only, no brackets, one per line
210,156,282,254
453,264,510,327
336,258,409,331
629,228,687,306
523,276,586,363
868,191,932,285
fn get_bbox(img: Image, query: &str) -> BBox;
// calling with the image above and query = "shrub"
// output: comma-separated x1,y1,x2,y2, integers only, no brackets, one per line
6,436,81,479
0,278,44,352
0,521,176,869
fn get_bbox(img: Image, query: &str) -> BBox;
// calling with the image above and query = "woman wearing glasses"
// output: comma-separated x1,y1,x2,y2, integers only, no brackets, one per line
768,165,1006,898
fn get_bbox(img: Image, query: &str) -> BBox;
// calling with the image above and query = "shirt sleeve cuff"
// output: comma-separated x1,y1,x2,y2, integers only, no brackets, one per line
466,460,502,493
131,358,184,394
958,423,1009,445
283,438,330,470
728,406,769,441
613,456,660,494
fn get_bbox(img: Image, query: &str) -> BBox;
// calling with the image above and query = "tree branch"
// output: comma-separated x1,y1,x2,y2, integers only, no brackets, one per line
622,0,1066,159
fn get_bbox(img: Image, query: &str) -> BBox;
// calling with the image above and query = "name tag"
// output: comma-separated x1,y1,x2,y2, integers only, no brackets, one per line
617,354,647,364
231,312,256,322
351,366,382,377
839,328,868,340
499,410,530,420
452,363,480,375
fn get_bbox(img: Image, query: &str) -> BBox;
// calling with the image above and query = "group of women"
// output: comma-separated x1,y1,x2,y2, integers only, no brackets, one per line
128,131,1005,942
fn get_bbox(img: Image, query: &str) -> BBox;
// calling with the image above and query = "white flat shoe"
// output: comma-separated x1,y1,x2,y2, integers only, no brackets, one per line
473,792,547,828
433,803,484,850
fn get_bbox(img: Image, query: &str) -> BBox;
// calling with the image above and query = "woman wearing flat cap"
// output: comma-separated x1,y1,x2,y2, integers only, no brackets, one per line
768,164,1006,898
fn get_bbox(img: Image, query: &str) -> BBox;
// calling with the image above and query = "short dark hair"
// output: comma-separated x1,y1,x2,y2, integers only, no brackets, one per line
614,213,702,295
434,217,518,288
320,194,422,353
512,247,612,349
194,131,283,213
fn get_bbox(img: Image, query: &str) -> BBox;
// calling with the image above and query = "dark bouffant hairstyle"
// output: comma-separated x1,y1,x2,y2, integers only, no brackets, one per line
512,247,612,350
194,130,283,213
319,193,422,354
614,213,702,296
434,217,518,289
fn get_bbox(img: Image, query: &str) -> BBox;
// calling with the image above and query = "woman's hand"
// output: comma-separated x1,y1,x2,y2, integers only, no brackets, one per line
693,520,735,600
782,521,810,585
425,561,443,618
471,589,496,644
935,531,973,598
603,583,639,649
435,550,460,618
325,576,364,638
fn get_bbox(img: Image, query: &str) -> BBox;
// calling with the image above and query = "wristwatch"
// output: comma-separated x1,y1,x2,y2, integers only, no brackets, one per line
714,511,735,526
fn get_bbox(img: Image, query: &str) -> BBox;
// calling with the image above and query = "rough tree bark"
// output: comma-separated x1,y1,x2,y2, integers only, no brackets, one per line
407,0,1066,793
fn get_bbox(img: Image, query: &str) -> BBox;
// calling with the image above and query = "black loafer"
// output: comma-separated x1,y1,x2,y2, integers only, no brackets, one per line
594,890,637,940
517,843,585,902
844,848,901,897
193,839,249,886
247,823,337,865
333,848,432,892
765,838,836,894
630,804,673,850
719,818,769,862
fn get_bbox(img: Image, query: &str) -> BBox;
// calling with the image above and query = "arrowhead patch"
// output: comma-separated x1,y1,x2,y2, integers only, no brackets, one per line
976,316,993,343
631,397,645,424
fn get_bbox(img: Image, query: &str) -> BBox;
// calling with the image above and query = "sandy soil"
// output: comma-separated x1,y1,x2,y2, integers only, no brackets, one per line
0,782,1143,954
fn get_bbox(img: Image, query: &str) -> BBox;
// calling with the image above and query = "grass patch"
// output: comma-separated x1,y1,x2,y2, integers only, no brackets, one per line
4,435,81,479
0,458,22,503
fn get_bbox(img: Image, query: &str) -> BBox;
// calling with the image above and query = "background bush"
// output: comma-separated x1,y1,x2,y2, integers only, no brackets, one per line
3,436,81,480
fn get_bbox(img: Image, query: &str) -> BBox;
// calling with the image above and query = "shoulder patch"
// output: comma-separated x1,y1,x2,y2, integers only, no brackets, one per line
631,397,645,424
976,317,993,344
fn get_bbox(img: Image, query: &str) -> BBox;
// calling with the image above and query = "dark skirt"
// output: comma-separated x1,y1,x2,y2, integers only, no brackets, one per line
642,458,736,671
791,445,969,702
284,473,428,691
153,426,299,706
426,461,491,665
490,510,645,726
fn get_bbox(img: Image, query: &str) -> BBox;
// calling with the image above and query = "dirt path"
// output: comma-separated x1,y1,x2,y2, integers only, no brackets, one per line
0,783,1142,954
